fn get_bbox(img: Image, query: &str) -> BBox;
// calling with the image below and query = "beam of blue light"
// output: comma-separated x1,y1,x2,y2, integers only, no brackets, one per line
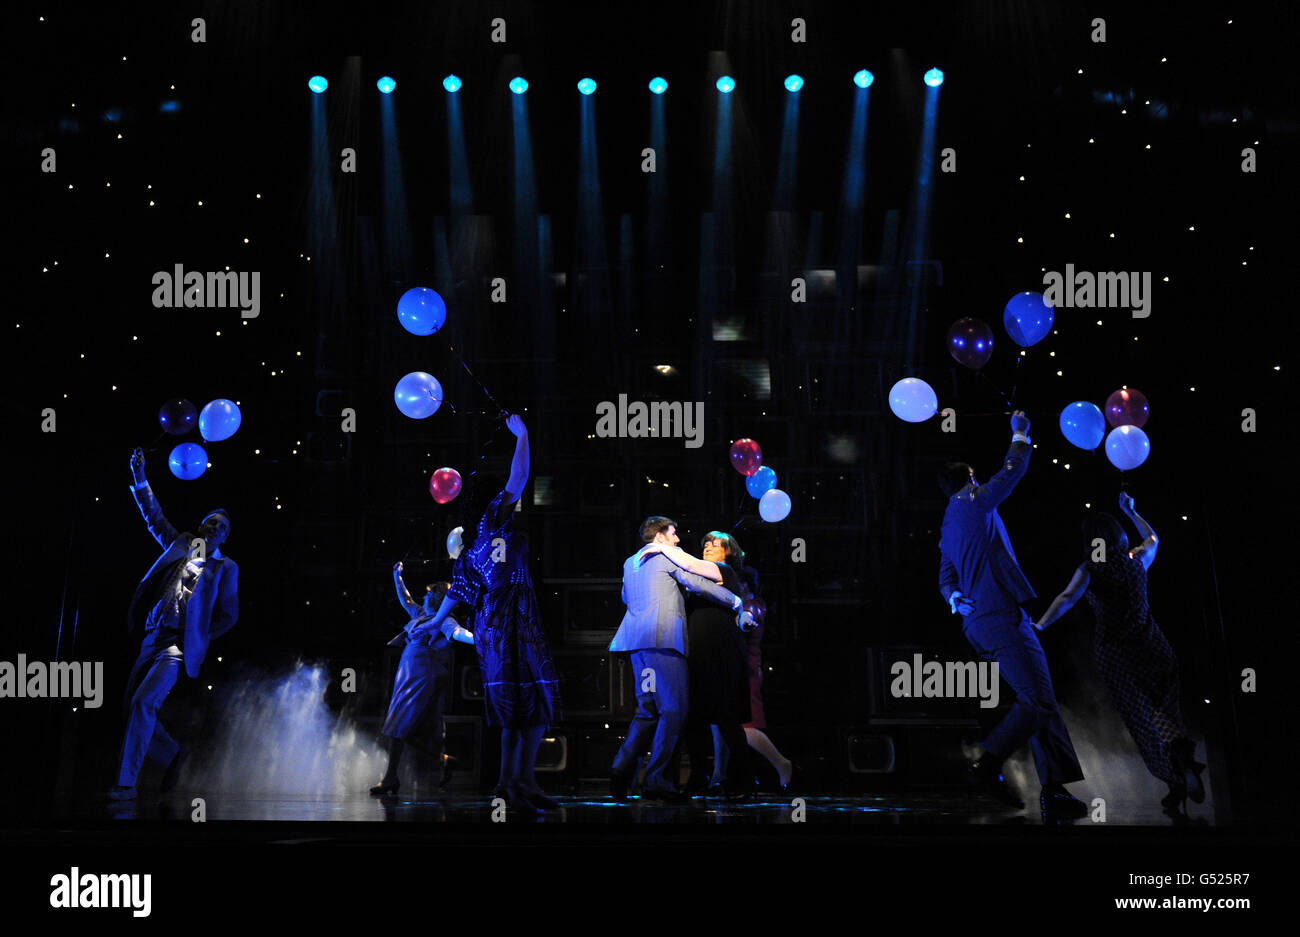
443,74,462,93
784,74,803,93
854,69,874,88
716,75,735,93
924,67,944,87
578,77,596,95
649,76,667,94
377,75,396,94
308,75,328,93
160,100,182,113
510,76,528,94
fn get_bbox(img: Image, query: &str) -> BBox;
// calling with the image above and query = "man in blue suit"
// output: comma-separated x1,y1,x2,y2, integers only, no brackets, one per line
107,447,240,801
609,516,753,801
938,411,1087,819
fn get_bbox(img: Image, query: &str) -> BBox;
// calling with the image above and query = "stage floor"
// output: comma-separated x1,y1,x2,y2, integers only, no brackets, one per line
57,788,1209,826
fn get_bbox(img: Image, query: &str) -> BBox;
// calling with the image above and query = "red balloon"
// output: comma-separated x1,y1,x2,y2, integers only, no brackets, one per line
1105,388,1150,428
729,438,763,476
429,467,463,504
946,318,995,370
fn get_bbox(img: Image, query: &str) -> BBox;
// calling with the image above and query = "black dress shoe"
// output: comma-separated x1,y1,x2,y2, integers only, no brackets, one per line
609,772,630,801
502,783,541,817
967,759,1024,809
369,779,400,796
518,784,561,809
1040,784,1089,819
160,745,190,794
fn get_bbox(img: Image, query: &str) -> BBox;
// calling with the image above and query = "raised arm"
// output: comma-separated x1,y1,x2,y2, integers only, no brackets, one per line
393,562,420,617
1033,564,1090,631
641,543,723,582
128,446,181,547
1119,493,1158,569
972,411,1033,512
503,414,530,506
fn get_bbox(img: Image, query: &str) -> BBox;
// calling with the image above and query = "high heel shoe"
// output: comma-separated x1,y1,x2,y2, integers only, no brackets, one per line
502,781,541,816
778,762,803,796
516,782,560,809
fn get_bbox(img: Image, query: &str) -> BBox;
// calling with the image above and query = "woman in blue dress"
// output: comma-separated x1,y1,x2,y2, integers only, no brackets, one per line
420,414,562,814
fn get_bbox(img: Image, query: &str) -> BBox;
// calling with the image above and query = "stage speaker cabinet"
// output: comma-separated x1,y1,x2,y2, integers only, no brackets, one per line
551,579,621,646
457,662,484,707
535,732,569,774
865,645,994,720
549,647,615,717
846,731,897,774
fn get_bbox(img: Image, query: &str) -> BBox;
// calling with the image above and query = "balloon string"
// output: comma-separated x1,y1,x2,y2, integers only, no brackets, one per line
446,341,507,420
143,431,168,453
975,369,1013,408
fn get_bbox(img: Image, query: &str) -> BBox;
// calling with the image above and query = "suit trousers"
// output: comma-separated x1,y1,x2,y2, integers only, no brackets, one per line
116,635,184,787
612,648,689,792
963,607,1084,785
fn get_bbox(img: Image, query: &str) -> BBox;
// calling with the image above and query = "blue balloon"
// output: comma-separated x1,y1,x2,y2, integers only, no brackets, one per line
394,372,443,419
198,399,241,442
168,442,208,480
888,378,939,423
159,398,197,435
397,287,448,337
758,488,792,522
1059,401,1106,450
746,465,777,498
1105,425,1150,471
1003,292,1055,347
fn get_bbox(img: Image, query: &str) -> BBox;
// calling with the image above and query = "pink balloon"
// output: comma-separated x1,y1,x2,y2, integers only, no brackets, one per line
729,438,763,476
429,467,463,504
1105,388,1150,428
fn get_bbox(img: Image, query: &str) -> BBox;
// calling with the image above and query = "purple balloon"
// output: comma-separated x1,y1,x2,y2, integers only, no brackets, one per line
946,318,995,370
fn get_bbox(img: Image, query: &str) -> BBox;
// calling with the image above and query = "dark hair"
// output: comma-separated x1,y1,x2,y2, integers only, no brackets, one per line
937,463,974,498
460,471,506,549
1081,512,1130,562
201,509,232,532
639,516,676,543
424,581,451,605
702,530,744,568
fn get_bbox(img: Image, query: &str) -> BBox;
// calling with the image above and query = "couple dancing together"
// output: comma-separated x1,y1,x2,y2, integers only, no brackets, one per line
609,516,761,802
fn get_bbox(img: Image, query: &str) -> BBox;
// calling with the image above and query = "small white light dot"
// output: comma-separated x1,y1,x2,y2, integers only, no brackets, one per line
1056,370,1063,376
1016,237,1023,244
197,200,203,206
243,238,249,244
1064,213,1071,219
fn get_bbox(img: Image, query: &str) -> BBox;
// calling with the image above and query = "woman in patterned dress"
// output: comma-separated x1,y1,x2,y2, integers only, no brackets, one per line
1033,493,1206,812
420,414,562,815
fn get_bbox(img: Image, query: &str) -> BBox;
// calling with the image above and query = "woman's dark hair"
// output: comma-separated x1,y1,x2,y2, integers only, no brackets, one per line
702,530,744,569
937,462,974,497
424,581,452,605
459,471,506,549
1081,511,1130,562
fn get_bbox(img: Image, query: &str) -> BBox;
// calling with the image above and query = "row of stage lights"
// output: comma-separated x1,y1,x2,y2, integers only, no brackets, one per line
306,68,945,95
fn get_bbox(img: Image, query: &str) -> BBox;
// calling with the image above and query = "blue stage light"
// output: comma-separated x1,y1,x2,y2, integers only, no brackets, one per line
577,77,596,95
510,76,529,94
377,76,396,94
443,75,462,93
924,67,944,87
854,69,874,88
784,74,804,92
648,76,668,94
308,75,328,93
716,75,735,93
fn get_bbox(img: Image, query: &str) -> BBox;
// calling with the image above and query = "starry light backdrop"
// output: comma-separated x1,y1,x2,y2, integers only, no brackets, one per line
7,2,1295,817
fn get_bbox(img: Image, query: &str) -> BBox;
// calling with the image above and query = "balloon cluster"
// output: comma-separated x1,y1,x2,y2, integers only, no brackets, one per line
729,438,791,522
157,397,242,480
393,286,466,503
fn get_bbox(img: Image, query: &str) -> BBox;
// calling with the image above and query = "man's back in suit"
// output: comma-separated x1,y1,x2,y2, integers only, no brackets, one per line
610,549,740,654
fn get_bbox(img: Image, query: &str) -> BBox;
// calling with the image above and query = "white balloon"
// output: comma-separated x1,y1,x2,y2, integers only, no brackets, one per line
759,488,792,523
888,378,938,423
446,526,465,559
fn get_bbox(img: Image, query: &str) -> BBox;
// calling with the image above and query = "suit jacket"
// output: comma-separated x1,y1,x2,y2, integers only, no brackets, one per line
609,549,741,655
938,440,1035,620
127,482,239,678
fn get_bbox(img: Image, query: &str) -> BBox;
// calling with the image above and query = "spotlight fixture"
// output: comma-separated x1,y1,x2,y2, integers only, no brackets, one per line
716,75,735,93
377,76,396,94
648,76,668,94
443,74,462,92
510,76,529,94
784,74,804,92
308,75,328,93
853,69,874,88
924,67,944,87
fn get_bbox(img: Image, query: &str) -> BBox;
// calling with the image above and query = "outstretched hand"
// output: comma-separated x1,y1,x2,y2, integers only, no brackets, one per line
1010,410,1030,435
505,413,527,437
1118,492,1135,514
130,446,146,481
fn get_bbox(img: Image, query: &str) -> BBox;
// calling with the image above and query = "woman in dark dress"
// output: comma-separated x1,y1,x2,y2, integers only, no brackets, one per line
642,531,752,798
1033,493,1205,813
421,414,562,814
734,564,795,790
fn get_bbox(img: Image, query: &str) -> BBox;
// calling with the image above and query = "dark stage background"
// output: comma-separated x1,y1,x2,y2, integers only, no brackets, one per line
5,1,1295,837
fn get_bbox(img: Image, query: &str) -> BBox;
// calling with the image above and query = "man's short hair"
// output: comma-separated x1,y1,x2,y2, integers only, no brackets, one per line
937,463,974,498
639,516,676,543
202,509,232,532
